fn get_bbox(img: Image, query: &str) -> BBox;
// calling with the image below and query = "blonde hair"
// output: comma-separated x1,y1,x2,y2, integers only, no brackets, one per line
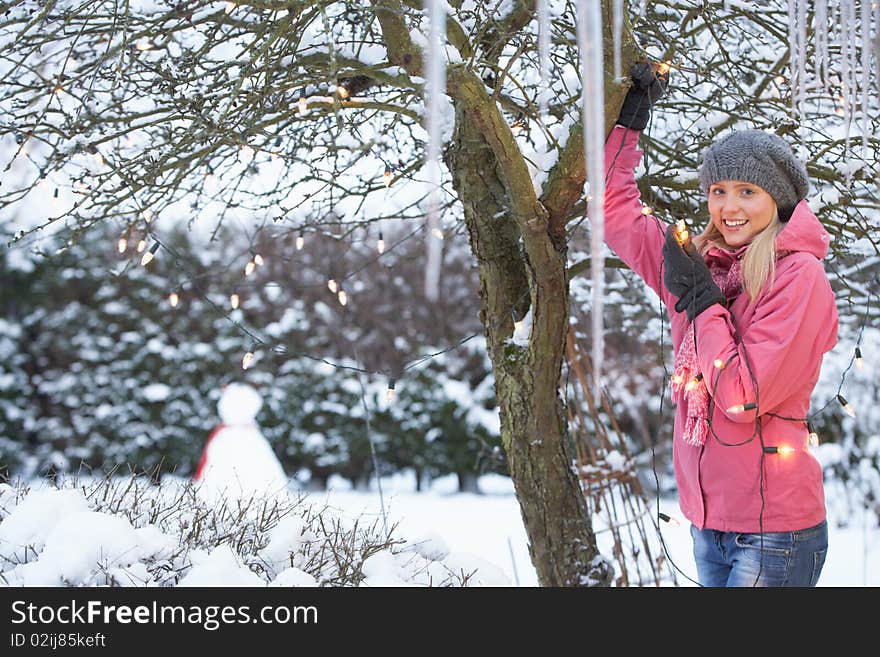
692,207,784,304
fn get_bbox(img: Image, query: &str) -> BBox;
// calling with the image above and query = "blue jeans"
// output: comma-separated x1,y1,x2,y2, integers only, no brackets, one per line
690,520,828,587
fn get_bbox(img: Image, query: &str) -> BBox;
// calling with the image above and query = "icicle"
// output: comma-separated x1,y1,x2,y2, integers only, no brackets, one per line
842,0,857,186
796,0,807,135
814,0,829,89
786,0,800,128
423,0,446,301
612,0,623,81
576,0,605,400
875,1,880,89
537,0,551,121
860,0,871,160
785,0,816,139
839,1,849,120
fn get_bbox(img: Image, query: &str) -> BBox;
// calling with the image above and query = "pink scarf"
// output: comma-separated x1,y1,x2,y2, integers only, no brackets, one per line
671,258,743,446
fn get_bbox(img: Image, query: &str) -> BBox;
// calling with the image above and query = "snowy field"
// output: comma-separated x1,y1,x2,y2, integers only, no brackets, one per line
318,472,879,587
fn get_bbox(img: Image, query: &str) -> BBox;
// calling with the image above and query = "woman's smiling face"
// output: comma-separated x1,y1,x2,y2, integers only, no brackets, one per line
707,180,777,249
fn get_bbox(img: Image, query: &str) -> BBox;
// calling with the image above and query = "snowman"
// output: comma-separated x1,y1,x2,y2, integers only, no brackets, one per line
194,383,289,504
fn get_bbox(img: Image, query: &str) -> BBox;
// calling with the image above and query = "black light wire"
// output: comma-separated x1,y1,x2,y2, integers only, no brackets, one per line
146,59,865,586
604,67,822,587
702,265,875,585
603,79,702,586
142,223,534,383
644,161,861,587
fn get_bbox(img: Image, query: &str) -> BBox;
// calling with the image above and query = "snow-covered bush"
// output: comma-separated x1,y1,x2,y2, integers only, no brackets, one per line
0,474,510,587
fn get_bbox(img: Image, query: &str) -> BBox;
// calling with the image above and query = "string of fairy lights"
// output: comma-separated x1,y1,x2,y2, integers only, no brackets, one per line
605,72,876,586
118,202,532,407
116,89,874,588
4,15,877,585
52,66,510,398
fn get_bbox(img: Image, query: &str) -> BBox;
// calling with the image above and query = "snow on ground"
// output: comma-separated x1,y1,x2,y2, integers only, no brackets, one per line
1,472,877,586
319,472,880,587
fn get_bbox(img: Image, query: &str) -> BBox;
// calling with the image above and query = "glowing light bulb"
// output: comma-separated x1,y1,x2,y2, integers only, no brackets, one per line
383,170,392,187
253,253,264,266
136,239,147,253
135,39,152,51
727,402,756,414
377,233,385,254
336,85,349,99
655,60,671,75
328,278,338,293
658,512,680,528
808,431,819,448
244,260,256,276
142,209,153,223
855,347,863,370
837,394,856,418
386,379,396,403
117,237,127,253
242,351,254,370
225,2,236,14
777,445,796,456
140,242,159,266
338,289,347,306
641,206,652,215
298,97,307,114
296,233,304,250
713,358,725,369
674,219,689,246
775,75,786,85
168,291,179,307
685,376,702,392
230,293,240,309
670,373,684,385
431,228,444,240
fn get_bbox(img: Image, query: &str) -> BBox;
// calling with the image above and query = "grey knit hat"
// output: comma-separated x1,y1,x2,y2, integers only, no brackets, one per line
698,130,809,221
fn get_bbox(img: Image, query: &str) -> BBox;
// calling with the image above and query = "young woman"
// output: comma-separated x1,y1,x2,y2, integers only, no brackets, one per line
602,63,838,586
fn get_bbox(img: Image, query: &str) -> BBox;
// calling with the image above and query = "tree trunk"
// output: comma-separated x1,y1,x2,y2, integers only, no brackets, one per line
374,0,639,586
456,470,480,494
446,116,612,588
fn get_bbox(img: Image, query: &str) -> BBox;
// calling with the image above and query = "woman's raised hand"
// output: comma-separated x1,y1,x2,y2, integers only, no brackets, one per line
616,62,670,131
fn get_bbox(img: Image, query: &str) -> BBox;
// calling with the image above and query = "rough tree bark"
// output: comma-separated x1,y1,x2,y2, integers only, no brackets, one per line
375,0,640,586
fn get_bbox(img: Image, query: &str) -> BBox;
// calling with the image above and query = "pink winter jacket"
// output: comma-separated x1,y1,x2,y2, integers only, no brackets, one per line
603,125,838,532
